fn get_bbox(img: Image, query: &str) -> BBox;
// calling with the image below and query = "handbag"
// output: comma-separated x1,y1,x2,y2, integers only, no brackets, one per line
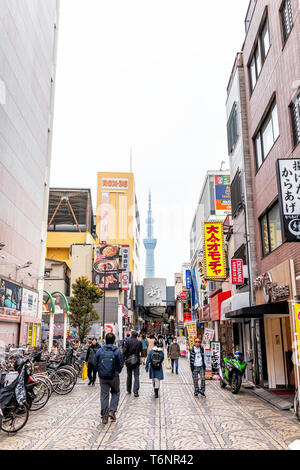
165,358,171,370
81,363,88,381
125,354,139,368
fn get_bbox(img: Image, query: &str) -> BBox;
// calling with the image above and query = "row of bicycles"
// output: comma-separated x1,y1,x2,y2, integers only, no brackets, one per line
0,347,85,434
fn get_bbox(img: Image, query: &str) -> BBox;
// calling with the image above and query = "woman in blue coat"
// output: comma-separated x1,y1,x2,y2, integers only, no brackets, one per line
145,340,164,398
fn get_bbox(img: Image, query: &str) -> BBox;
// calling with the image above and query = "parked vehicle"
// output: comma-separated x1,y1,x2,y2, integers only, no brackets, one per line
219,351,247,394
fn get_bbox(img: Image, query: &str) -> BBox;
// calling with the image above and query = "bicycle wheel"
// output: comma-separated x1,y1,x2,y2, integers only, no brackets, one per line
34,373,53,394
30,378,51,411
50,369,75,395
59,365,77,384
1,405,29,433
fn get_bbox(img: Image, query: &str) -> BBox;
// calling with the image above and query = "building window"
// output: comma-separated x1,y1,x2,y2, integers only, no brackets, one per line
231,171,243,218
227,103,239,155
254,100,279,170
248,16,270,92
290,90,300,148
280,0,293,44
260,202,282,257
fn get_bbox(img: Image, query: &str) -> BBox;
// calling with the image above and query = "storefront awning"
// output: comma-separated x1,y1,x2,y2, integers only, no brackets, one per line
225,300,289,319
221,292,250,321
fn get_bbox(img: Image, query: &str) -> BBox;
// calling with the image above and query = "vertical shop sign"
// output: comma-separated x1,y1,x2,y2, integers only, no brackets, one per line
28,323,33,346
211,341,221,371
203,222,227,280
294,303,300,364
186,270,191,289
204,348,212,379
231,259,244,285
121,271,129,291
32,324,37,347
100,192,110,242
215,175,232,214
277,158,300,241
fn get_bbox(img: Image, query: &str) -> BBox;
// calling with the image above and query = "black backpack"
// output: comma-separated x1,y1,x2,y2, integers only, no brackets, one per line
151,351,162,370
98,346,116,379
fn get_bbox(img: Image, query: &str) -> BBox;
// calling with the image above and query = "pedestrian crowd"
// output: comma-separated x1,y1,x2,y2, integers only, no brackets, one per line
84,332,206,424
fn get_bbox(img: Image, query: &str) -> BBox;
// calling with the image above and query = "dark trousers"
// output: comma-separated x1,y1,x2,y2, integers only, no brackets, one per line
171,358,179,373
126,366,140,394
88,363,97,383
192,366,205,394
100,376,120,418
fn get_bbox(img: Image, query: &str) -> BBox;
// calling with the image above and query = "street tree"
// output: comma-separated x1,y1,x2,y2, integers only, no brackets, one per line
69,276,103,343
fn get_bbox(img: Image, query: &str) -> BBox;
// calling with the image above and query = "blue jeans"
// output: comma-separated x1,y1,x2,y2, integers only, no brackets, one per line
171,358,179,373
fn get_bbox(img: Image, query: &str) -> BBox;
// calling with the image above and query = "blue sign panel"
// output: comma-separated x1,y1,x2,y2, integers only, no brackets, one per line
186,270,191,289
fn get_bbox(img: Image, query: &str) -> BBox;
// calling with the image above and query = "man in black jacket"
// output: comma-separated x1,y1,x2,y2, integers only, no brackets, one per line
188,338,206,398
123,331,142,397
85,338,101,385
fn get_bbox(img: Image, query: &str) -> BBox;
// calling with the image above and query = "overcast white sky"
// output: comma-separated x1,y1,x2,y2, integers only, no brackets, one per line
50,0,249,285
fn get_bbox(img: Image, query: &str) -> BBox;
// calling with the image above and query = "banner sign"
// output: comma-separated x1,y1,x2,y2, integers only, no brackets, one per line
122,246,130,270
231,259,244,285
277,158,300,241
186,270,191,289
121,271,129,291
93,244,120,290
21,289,38,317
294,303,300,364
186,322,197,349
215,175,231,214
177,336,187,356
203,222,226,280
203,328,215,349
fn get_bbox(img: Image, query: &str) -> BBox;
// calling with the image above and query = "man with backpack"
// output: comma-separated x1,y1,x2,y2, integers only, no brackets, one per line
95,333,124,424
122,331,142,397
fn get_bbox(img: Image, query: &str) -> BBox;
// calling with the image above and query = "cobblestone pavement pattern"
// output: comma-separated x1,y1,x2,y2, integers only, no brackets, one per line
1,356,300,450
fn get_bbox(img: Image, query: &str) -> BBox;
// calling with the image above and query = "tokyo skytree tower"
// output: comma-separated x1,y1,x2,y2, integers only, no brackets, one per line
143,192,157,278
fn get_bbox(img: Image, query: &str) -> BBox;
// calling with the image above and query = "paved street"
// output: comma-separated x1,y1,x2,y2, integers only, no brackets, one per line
1,356,300,451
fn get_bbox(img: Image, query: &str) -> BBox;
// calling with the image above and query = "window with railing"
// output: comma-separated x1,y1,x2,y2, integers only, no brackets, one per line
280,0,293,44
260,201,282,257
227,103,239,155
290,90,300,148
248,15,270,93
254,100,279,170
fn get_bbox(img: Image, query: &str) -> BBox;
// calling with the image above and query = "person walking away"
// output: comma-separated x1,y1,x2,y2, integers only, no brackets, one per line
146,340,164,398
141,334,149,365
188,338,206,397
85,337,101,385
95,333,124,424
168,337,180,374
147,334,155,355
123,331,142,397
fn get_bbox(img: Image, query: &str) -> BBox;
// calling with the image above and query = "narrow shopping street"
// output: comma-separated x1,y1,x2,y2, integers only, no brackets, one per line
1,356,300,451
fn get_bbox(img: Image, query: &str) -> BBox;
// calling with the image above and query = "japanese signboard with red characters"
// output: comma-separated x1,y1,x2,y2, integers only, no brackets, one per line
231,259,244,285
203,222,226,280
277,158,300,242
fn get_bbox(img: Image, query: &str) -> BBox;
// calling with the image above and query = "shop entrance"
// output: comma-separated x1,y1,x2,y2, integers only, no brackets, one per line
264,315,294,389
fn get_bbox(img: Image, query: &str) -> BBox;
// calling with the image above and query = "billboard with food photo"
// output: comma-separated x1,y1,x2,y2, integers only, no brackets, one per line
93,244,120,290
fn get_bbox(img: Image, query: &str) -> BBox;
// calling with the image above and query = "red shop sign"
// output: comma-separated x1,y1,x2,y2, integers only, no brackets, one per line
231,259,244,285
